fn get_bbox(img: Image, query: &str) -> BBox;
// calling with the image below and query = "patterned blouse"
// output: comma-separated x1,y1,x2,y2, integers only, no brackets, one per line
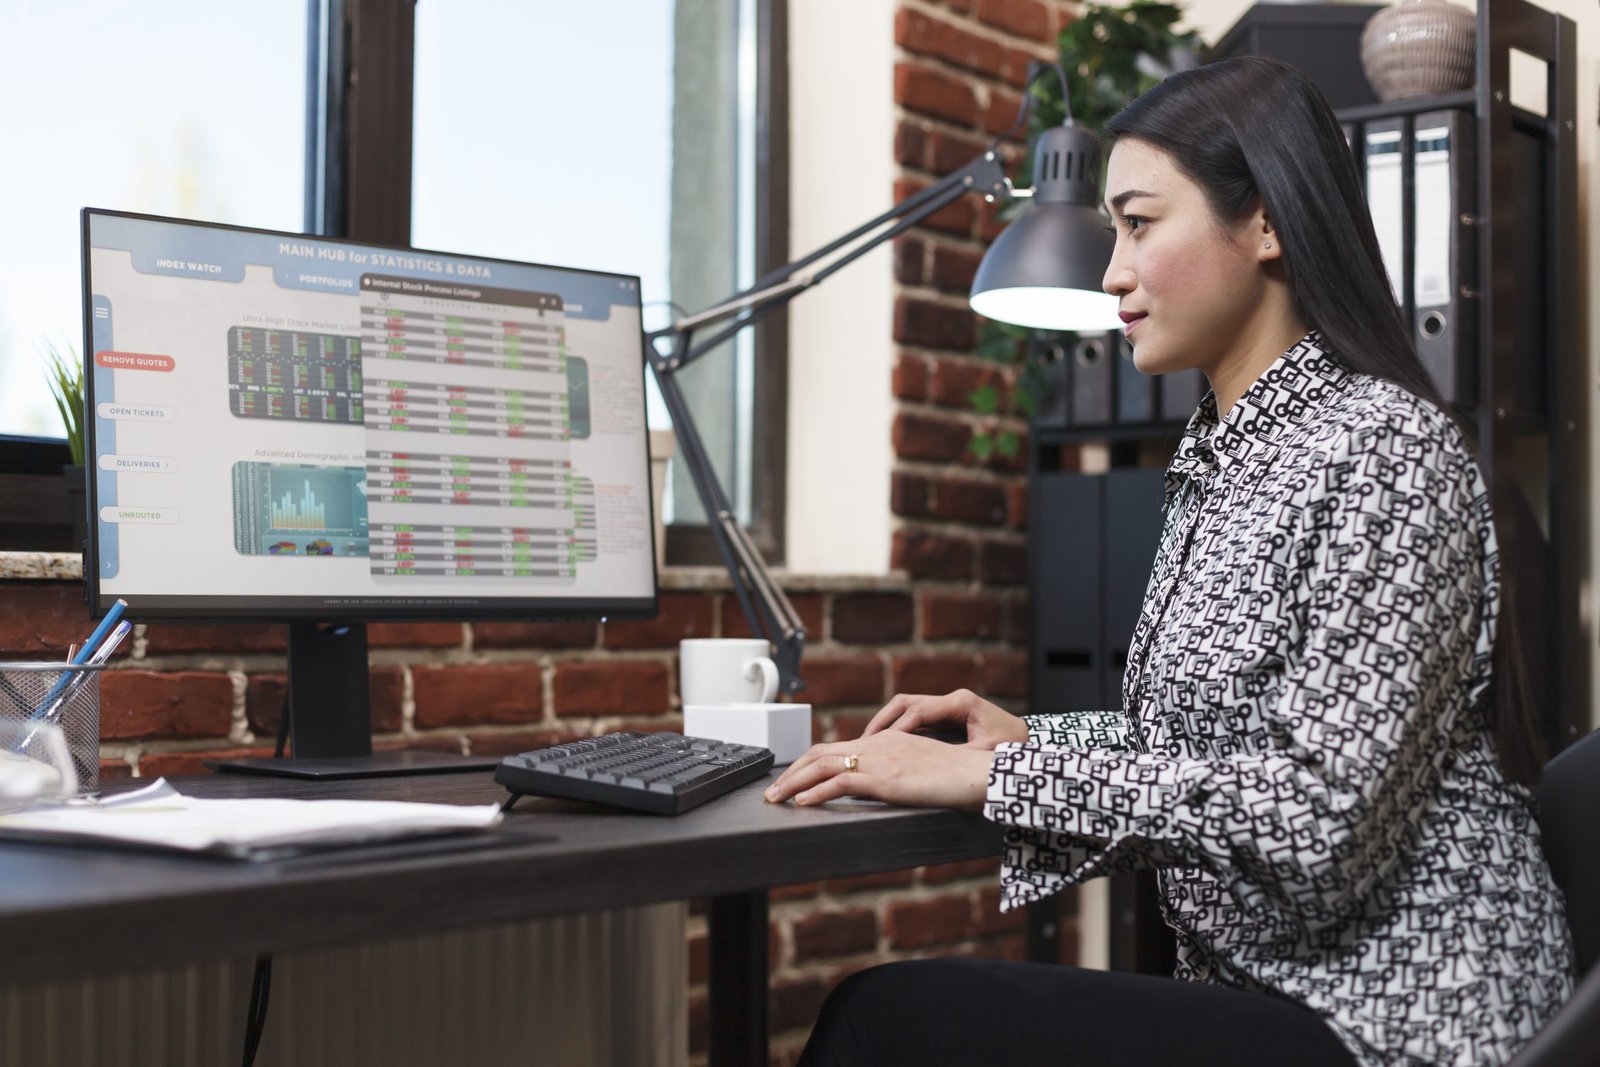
985,334,1573,1065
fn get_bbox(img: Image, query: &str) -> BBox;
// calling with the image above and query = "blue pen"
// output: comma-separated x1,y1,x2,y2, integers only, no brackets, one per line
73,599,129,667
32,598,128,721
20,620,132,753
17,615,131,753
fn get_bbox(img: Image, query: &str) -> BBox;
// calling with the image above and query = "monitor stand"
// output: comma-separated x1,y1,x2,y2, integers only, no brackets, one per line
207,622,499,780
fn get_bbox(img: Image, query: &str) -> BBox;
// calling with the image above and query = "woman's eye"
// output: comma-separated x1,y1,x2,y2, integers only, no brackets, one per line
1122,215,1148,234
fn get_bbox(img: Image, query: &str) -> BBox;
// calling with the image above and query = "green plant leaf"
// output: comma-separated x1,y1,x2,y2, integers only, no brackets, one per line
969,433,996,461
1043,1,1208,132
975,319,1028,364
969,384,1000,416
41,340,86,466
996,431,1020,459
1013,383,1039,419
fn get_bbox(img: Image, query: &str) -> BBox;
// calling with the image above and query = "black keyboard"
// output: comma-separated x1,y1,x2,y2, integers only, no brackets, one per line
494,731,775,815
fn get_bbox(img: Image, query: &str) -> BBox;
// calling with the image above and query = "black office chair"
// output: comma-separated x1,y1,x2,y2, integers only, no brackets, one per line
1507,729,1600,1066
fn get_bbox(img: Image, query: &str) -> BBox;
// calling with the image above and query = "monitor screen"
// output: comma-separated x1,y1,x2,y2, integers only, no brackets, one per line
82,209,657,623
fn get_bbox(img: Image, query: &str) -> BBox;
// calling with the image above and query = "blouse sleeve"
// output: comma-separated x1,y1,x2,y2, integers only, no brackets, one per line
986,417,1494,933
1022,711,1134,751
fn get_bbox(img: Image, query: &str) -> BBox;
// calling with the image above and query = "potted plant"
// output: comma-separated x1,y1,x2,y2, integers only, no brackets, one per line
43,341,88,548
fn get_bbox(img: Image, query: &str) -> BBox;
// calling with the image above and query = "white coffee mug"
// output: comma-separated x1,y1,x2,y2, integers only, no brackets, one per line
680,638,779,705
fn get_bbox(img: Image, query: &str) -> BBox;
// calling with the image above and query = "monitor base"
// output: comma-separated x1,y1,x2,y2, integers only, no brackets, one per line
206,751,499,780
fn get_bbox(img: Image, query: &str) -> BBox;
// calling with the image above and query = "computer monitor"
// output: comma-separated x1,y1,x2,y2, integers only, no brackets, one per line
81,209,658,776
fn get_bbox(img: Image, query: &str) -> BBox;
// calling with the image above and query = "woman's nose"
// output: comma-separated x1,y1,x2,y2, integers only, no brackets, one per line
1102,259,1134,298
1102,240,1133,297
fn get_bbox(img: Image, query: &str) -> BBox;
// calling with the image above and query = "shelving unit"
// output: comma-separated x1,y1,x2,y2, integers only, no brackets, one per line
1473,0,1584,744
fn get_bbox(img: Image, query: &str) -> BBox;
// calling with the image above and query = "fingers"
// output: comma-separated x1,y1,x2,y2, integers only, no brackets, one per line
792,768,880,807
768,742,850,796
860,694,917,737
862,693,959,738
765,749,859,804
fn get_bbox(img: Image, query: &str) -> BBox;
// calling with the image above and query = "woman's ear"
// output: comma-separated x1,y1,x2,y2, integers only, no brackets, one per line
1254,203,1282,264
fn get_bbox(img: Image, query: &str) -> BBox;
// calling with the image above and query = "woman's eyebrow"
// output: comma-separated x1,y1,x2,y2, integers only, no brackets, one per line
1105,189,1158,213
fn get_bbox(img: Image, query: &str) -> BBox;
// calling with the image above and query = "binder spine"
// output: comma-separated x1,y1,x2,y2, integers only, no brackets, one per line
1114,334,1154,424
1412,108,1477,406
1069,331,1116,426
1030,333,1071,430
1030,473,1103,709
1363,117,1411,321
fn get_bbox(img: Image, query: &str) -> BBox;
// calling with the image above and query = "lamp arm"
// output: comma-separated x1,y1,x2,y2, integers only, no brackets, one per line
747,149,1009,289
671,276,812,335
653,350,808,696
647,144,1018,696
647,150,1010,374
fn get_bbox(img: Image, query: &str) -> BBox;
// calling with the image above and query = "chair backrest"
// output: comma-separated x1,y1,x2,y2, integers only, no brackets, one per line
1534,729,1600,977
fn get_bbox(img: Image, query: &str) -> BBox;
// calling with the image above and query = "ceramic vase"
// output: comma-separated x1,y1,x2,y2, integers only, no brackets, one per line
1360,0,1476,101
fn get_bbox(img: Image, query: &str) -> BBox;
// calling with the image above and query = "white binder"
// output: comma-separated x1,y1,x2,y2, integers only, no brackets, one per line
1411,110,1477,404
1363,120,1406,308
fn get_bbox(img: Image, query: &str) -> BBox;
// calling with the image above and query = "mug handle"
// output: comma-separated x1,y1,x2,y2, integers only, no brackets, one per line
744,657,779,703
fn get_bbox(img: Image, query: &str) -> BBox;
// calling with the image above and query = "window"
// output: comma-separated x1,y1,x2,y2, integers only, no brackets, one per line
0,0,306,440
410,0,787,563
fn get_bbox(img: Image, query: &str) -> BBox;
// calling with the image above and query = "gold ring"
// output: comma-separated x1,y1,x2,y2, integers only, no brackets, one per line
844,754,859,773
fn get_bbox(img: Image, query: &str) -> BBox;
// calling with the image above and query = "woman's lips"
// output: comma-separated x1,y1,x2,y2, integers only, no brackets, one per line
1120,312,1147,336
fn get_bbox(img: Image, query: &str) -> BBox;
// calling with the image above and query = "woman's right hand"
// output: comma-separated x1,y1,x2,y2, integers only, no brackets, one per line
859,689,1029,750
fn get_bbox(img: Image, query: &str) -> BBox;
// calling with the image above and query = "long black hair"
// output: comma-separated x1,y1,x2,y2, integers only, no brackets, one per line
1103,56,1546,784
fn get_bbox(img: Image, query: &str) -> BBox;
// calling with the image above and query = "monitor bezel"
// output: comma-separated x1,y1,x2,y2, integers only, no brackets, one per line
81,207,659,625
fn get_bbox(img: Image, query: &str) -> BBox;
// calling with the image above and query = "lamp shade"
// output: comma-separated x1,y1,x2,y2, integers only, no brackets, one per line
969,123,1122,332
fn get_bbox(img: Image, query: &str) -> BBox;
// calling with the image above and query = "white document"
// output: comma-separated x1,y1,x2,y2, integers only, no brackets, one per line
0,779,503,860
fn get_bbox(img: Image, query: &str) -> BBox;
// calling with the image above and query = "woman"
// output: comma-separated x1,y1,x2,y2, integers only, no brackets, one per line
766,57,1573,1066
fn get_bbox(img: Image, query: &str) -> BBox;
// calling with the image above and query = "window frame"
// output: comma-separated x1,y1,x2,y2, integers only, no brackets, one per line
665,0,789,567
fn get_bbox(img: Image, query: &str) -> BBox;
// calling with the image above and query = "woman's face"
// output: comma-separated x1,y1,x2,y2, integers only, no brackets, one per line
1100,138,1274,381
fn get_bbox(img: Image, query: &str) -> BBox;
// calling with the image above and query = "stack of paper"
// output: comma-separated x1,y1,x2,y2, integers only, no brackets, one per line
0,779,503,860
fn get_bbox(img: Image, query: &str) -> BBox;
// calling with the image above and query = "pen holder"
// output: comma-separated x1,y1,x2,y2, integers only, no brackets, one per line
0,662,102,796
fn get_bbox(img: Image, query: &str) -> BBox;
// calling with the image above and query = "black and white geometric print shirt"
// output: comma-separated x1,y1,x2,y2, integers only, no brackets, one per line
984,334,1573,1066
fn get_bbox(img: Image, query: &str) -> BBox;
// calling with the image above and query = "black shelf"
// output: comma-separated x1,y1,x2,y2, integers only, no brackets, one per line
1335,90,1475,123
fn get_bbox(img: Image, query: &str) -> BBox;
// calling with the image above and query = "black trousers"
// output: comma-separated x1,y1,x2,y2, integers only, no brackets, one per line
796,959,1361,1067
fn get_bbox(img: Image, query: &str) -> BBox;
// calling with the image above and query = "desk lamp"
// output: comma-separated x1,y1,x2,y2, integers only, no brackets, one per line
647,61,1119,697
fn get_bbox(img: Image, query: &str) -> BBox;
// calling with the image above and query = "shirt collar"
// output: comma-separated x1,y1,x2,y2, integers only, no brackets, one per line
1167,332,1348,491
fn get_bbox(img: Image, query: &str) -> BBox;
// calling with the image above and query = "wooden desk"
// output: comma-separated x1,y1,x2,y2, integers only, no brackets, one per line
0,771,1001,1064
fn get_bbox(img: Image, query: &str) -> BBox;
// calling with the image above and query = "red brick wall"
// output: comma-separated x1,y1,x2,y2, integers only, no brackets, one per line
890,0,1078,640
0,579,1034,779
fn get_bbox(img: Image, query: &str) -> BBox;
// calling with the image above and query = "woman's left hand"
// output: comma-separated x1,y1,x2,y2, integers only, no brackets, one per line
763,731,997,811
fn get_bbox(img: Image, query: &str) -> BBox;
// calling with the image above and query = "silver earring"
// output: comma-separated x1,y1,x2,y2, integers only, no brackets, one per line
1264,241,1272,249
